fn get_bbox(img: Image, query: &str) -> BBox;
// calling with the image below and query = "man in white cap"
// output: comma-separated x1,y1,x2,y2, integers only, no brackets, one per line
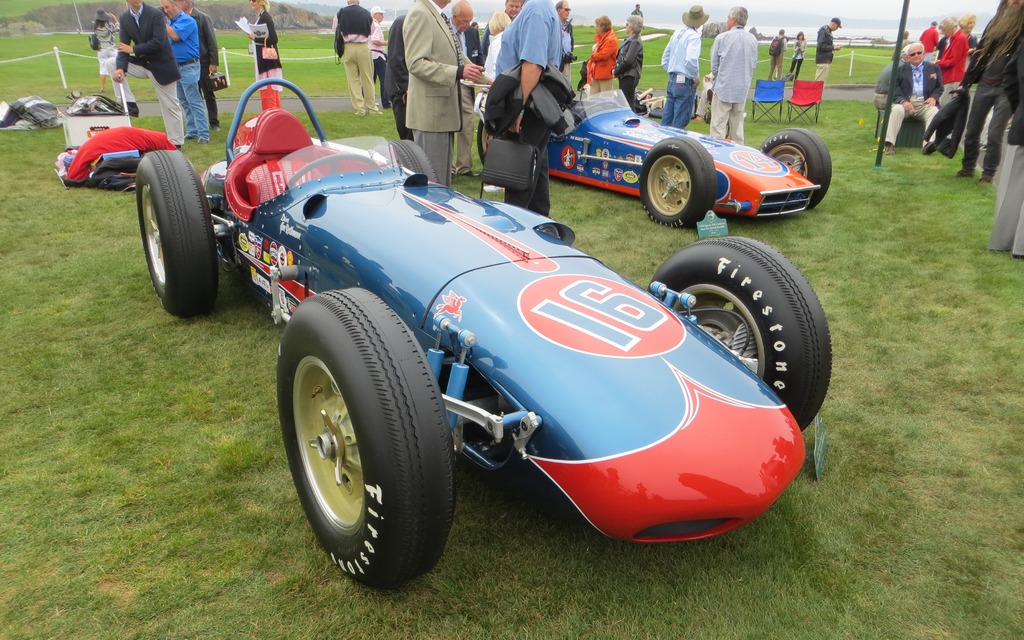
660,5,708,129
334,0,381,115
369,6,389,108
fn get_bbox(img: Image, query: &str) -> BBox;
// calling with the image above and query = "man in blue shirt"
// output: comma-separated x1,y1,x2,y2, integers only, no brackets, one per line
162,0,208,144
709,6,758,144
107,0,184,145
661,5,708,129
494,0,562,216
883,43,942,155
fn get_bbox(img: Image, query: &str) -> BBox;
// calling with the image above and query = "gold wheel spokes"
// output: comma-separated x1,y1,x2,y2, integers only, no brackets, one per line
651,156,692,213
295,357,363,532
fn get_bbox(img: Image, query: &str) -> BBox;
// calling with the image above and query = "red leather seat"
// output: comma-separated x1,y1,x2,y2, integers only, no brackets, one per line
224,109,314,222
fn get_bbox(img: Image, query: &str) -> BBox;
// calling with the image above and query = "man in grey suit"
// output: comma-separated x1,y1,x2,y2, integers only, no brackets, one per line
404,0,484,186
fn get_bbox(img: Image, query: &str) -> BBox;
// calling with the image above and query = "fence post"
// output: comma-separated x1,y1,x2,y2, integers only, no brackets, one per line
849,49,854,77
221,46,230,87
53,47,68,90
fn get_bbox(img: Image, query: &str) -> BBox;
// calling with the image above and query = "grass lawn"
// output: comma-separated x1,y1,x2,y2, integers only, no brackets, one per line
1,35,1022,640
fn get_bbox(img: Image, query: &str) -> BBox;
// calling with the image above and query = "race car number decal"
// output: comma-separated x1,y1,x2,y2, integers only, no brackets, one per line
726,150,788,176
519,275,685,358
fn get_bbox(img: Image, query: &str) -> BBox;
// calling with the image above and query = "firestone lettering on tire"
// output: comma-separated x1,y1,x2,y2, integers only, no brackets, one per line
714,256,788,388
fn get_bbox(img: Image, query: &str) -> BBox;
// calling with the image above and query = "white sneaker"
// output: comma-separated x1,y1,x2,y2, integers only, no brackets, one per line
483,185,504,193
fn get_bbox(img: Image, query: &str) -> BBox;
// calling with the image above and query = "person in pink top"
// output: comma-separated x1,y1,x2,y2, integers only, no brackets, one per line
936,15,968,92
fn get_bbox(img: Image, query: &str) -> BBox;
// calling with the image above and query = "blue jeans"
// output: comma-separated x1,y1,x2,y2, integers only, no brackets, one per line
662,77,695,130
176,61,209,142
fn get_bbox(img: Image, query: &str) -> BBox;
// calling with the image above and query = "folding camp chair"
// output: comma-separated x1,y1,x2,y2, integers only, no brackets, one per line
787,80,824,124
750,79,785,123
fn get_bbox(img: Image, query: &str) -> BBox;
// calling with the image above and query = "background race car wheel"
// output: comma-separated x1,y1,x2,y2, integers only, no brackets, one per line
760,128,832,210
388,140,440,183
278,288,455,589
136,150,218,317
651,237,832,429
640,136,717,227
476,120,492,165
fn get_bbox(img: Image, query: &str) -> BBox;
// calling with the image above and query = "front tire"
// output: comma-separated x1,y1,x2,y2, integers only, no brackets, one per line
278,289,455,589
136,150,218,317
760,128,832,210
639,137,717,227
652,237,831,429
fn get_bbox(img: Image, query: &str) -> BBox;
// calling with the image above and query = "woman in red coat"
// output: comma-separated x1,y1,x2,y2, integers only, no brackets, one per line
587,16,619,94
936,15,969,91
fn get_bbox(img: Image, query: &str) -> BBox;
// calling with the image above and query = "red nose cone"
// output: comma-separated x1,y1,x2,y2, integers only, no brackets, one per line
531,369,805,541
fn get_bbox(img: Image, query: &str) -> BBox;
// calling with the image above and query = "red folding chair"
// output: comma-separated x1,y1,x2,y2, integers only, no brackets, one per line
787,80,823,124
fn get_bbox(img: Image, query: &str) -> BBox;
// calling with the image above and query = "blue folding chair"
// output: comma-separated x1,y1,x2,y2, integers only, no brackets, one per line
751,79,785,123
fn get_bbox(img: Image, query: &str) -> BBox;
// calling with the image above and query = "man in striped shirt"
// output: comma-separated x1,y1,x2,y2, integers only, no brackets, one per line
709,6,757,144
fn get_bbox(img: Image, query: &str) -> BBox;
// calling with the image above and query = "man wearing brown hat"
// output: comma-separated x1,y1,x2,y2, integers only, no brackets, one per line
814,17,842,83
660,5,708,129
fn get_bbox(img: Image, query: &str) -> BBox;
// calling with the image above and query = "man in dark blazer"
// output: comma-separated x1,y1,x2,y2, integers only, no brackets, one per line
110,0,184,146
452,1,483,176
384,14,412,141
883,42,943,155
404,0,484,186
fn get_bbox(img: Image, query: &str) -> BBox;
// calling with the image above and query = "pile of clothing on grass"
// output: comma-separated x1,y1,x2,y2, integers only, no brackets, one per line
57,127,177,192
0,96,61,130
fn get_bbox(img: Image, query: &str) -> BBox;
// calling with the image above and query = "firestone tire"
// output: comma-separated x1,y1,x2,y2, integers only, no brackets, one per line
760,128,832,210
651,237,832,430
389,139,440,183
639,136,718,227
278,288,455,589
136,150,218,317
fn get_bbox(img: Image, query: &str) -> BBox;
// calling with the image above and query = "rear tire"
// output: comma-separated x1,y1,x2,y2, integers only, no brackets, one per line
652,237,831,429
136,150,218,317
278,288,455,589
389,139,440,183
639,137,717,227
760,128,832,209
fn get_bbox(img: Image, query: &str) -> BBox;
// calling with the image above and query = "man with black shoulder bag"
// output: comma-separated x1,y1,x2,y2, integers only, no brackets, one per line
484,0,569,217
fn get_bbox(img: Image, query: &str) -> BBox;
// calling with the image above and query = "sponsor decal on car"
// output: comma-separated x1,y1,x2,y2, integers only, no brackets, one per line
560,146,577,170
435,290,466,321
250,266,271,292
623,170,639,184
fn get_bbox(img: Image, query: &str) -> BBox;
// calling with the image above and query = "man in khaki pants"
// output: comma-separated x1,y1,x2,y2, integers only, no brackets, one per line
882,43,942,156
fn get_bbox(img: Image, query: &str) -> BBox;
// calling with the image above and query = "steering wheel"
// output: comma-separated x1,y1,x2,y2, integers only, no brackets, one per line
286,153,380,189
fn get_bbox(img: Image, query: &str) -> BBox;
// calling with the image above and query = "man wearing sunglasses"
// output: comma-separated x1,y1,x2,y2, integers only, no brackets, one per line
882,43,942,156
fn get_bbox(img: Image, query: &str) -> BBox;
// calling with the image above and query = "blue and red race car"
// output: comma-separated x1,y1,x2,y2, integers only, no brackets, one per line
135,80,832,589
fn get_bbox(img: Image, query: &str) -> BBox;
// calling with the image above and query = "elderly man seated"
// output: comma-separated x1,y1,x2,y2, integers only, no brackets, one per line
883,42,943,155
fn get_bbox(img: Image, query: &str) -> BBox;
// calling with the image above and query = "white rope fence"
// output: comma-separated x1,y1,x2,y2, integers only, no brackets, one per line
2,44,897,91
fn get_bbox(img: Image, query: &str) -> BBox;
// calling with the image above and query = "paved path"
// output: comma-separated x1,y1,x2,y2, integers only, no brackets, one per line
136,84,877,118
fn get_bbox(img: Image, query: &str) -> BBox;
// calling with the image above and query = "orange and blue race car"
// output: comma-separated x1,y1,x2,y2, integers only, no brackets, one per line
545,91,832,227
